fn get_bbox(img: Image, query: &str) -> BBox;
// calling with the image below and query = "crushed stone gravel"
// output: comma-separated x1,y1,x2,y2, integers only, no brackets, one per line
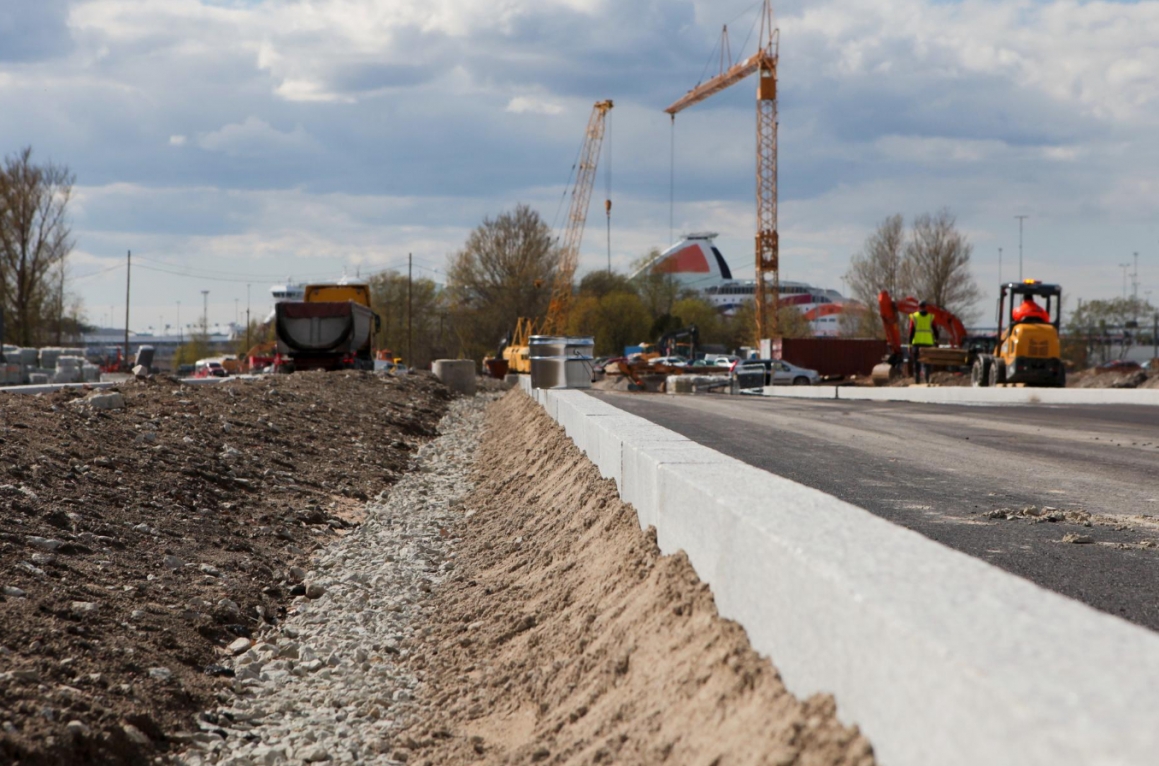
177,393,495,765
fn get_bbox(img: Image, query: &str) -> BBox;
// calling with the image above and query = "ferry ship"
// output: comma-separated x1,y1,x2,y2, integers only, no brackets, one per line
632,233,850,336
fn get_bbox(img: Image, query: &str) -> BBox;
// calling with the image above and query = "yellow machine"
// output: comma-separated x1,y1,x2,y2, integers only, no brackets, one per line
303,282,371,307
973,280,1065,388
497,100,613,375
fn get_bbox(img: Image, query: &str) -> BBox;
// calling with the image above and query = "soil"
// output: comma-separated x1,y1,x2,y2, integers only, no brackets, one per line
1067,368,1159,389
0,371,450,765
400,390,876,766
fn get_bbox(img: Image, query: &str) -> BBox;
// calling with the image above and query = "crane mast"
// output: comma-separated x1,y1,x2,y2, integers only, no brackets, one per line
543,99,614,335
665,1,779,345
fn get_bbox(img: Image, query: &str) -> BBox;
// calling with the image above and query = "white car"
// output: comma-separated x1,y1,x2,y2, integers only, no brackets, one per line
734,359,819,386
649,355,689,367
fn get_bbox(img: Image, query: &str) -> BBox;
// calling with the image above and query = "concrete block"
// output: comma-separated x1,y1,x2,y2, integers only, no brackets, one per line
521,387,1159,766
761,385,839,399
432,359,477,396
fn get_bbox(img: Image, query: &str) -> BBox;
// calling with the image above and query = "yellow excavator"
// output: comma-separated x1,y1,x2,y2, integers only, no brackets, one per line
973,279,1065,388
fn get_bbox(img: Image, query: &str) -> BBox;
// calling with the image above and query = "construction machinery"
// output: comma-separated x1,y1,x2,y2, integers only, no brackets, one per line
972,280,1065,388
871,291,970,385
666,0,780,346
273,280,379,373
501,100,614,373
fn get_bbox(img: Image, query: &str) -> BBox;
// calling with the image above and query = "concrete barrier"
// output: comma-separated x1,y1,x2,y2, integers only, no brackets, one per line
432,359,478,396
763,384,1159,406
517,376,1159,766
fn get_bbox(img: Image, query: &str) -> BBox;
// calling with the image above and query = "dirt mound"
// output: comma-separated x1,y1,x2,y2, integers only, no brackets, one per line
0,372,449,764
1068,367,1159,389
401,390,875,766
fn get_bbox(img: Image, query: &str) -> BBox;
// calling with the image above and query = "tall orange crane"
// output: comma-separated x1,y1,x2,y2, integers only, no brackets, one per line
502,99,613,373
666,0,780,344
542,99,614,335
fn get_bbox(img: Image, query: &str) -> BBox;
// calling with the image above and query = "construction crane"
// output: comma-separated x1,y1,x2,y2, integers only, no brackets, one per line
665,0,779,345
500,99,613,374
542,99,614,335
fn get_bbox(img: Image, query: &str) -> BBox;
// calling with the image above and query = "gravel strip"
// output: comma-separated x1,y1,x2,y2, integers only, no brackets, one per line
178,394,492,766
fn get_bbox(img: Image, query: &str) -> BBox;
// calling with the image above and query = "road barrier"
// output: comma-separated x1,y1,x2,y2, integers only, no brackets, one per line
762,384,1159,406
520,377,1159,766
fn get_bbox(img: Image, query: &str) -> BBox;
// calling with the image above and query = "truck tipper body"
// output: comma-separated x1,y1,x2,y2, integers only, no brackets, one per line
274,300,377,372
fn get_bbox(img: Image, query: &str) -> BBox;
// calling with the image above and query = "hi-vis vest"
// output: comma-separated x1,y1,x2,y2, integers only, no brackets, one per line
911,312,935,346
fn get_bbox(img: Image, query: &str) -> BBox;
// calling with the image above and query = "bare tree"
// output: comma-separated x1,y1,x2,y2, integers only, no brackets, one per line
842,214,908,337
0,147,75,346
904,209,982,323
445,204,556,360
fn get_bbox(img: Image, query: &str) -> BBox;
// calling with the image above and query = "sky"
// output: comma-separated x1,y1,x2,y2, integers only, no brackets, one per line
2,0,1158,332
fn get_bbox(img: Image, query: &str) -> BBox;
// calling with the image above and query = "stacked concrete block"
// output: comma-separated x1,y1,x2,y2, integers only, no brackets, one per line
38,347,62,369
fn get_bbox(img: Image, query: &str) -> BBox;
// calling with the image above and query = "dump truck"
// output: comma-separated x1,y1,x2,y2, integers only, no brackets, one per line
273,301,378,372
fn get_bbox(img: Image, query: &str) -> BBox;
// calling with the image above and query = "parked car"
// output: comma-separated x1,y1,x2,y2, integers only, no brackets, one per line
176,364,195,377
734,359,819,387
698,353,740,367
649,355,689,367
1095,359,1142,373
193,359,228,378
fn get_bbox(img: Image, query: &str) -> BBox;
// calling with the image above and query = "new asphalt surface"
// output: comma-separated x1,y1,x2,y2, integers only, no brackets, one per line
589,390,1159,632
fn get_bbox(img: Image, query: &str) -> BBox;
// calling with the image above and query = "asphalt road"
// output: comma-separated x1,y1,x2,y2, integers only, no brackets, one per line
589,391,1159,632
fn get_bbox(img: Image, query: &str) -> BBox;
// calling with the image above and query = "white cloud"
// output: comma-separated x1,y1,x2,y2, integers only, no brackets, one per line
168,134,187,146
506,96,564,115
197,117,317,156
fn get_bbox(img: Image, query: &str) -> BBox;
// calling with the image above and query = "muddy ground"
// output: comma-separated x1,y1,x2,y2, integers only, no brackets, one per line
0,372,449,765
398,390,875,766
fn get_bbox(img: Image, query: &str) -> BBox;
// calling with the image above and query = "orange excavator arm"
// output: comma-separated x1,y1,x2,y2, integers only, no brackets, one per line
878,291,968,350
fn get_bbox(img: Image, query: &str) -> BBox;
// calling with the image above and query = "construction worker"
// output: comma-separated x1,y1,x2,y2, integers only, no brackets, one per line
909,301,938,383
1013,294,1051,324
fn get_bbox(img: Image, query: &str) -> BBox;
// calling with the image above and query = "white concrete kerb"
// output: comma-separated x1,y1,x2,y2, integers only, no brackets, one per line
521,381,1159,766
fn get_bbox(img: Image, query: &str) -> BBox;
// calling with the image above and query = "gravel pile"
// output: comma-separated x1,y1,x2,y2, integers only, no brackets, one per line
178,394,491,766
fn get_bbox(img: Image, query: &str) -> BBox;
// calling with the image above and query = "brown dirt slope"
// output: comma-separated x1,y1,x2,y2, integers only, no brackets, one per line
404,390,875,766
0,371,449,765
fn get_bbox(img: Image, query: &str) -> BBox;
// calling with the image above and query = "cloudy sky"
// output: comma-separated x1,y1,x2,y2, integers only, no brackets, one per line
2,0,1157,332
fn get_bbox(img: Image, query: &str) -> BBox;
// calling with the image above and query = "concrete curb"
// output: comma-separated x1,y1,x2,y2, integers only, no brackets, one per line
519,376,1159,766
762,384,1159,406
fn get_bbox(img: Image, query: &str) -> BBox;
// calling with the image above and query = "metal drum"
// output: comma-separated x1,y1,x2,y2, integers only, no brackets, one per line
564,337,594,359
564,357,593,389
529,335,568,359
530,357,566,389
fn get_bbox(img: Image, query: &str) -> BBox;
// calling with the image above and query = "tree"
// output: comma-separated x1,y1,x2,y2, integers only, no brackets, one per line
1065,296,1155,366
904,209,982,324
0,147,75,346
567,291,651,357
631,248,682,336
446,204,556,360
578,270,636,299
369,270,447,368
842,214,908,338
842,210,982,337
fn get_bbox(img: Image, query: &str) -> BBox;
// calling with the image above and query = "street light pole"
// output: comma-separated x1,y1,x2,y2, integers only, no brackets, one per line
1119,263,1130,300
1014,216,1028,281
201,290,209,337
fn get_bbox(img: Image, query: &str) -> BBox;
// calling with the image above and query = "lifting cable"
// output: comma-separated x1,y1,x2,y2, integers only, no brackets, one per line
669,115,676,246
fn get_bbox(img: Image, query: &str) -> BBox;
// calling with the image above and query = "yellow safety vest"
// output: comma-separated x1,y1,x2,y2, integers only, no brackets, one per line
910,312,935,346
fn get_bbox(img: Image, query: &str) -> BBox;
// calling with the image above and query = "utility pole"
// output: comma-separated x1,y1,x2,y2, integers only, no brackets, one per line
1131,251,1140,323
245,284,251,360
177,301,182,343
407,253,413,367
1014,216,1028,281
201,290,209,338
124,250,131,368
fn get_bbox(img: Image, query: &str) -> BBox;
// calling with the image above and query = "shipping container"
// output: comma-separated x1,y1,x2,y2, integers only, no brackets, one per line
770,337,888,380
